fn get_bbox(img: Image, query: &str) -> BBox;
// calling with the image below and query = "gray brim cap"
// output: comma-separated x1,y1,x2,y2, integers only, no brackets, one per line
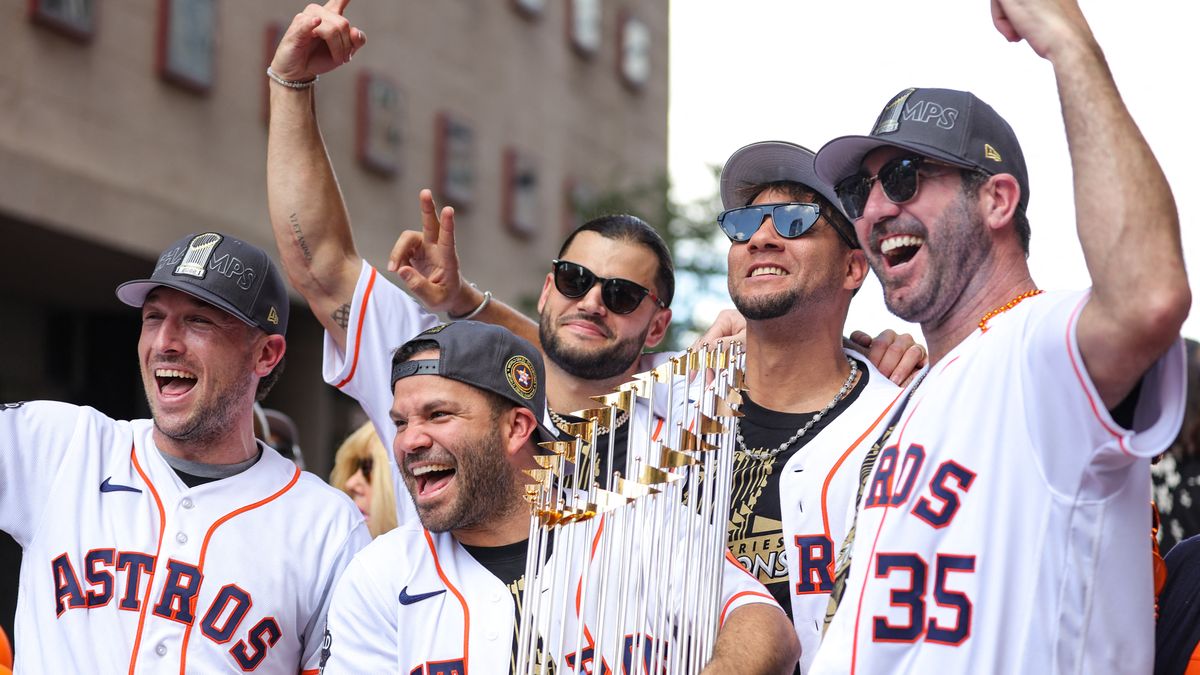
814,87,1030,212
116,232,289,335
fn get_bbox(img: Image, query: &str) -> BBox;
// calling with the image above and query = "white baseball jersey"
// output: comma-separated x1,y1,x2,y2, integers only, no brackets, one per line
0,401,370,674
322,262,684,526
320,516,779,673
811,291,1186,675
774,354,902,673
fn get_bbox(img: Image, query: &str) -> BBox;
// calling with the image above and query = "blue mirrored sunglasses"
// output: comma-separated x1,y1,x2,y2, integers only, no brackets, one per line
717,202,857,248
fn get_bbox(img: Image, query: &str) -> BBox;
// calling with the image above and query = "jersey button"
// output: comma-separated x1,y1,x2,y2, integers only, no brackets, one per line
181,498,194,509
175,532,188,544
155,642,167,656
486,630,498,641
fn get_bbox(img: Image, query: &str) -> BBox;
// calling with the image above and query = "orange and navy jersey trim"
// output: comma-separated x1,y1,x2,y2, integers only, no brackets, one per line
335,266,378,390
425,529,470,671
127,442,167,675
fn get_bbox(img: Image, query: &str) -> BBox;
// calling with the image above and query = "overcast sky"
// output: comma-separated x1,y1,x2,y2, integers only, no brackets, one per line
669,0,1200,341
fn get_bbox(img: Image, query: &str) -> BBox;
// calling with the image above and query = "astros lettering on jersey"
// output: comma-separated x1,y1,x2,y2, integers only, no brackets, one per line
0,402,369,673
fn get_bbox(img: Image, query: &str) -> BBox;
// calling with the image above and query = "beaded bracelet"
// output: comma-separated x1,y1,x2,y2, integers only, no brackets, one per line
266,67,317,90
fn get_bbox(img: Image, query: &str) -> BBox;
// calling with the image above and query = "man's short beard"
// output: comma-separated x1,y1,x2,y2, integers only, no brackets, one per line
415,426,521,533
730,288,800,321
539,314,647,381
148,366,253,446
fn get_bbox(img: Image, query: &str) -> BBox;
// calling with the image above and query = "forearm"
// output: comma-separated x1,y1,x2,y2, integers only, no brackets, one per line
453,288,539,346
266,82,361,341
1050,28,1189,401
703,603,799,674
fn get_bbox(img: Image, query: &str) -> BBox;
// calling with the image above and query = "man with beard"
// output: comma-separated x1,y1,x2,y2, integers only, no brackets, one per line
702,141,907,673
0,232,369,673
808,1,1189,672
319,320,799,673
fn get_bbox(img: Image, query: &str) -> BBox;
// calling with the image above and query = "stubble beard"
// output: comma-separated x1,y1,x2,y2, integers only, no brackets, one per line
414,426,522,533
146,358,254,447
876,194,991,326
539,311,647,381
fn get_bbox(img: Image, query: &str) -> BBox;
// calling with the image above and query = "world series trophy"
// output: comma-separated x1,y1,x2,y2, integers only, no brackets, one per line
517,341,747,675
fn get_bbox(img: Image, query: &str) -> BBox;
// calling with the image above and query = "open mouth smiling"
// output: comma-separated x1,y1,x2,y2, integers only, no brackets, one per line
879,234,924,267
410,463,456,497
154,368,197,397
748,265,788,278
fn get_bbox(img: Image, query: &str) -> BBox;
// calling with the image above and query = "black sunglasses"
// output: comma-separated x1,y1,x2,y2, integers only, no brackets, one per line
717,202,858,249
835,156,968,220
355,457,374,483
551,260,667,315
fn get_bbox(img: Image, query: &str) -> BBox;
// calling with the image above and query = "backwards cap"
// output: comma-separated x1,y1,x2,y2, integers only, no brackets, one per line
391,321,560,445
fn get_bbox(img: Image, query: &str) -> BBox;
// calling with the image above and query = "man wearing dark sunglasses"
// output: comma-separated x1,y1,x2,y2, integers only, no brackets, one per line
807,1,1189,673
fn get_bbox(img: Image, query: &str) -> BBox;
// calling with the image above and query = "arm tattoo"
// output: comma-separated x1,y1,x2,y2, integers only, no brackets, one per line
289,212,314,262
332,303,351,330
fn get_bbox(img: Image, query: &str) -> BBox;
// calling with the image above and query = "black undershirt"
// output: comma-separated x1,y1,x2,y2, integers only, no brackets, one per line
727,358,869,620
463,538,556,674
552,414,632,490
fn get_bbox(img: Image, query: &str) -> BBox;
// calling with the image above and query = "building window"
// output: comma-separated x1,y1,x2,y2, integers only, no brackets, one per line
157,0,216,93
504,149,540,240
356,71,404,176
618,11,651,91
435,113,475,209
29,0,96,41
511,0,545,19
567,0,602,58
562,177,593,236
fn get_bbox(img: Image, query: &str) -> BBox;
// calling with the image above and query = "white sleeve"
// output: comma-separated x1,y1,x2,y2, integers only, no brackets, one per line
1020,290,1186,468
300,521,372,671
319,550,400,673
717,550,780,625
0,401,90,545
322,261,441,454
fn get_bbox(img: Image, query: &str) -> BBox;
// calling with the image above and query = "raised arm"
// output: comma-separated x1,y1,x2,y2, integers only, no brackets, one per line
993,0,1190,407
387,190,541,345
266,0,366,351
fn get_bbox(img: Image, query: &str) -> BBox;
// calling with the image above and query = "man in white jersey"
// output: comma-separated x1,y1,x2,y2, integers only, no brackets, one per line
320,320,799,672
0,232,370,673
807,1,1190,672
703,141,903,673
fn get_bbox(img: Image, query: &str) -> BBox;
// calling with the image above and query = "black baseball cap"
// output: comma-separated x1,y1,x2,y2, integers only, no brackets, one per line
719,140,858,247
390,321,560,445
116,232,289,336
814,88,1030,212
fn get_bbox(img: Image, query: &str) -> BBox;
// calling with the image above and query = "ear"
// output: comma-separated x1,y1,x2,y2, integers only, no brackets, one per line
536,273,554,314
641,307,673,349
978,173,1021,235
503,406,539,461
844,249,869,292
254,334,287,379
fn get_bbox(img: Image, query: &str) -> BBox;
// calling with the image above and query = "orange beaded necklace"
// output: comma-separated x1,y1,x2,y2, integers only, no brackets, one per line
978,289,1043,333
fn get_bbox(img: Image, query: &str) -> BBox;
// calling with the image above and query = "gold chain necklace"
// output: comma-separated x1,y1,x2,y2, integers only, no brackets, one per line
548,407,629,436
978,289,1043,333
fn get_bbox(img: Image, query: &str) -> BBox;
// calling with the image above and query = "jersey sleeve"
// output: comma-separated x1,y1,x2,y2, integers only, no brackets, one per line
319,543,401,674
299,520,372,671
717,550,781,625
1019,291,1186,472
322,261,441,454
0,401,92,545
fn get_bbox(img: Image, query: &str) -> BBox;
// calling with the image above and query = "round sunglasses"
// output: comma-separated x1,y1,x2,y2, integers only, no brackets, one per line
551,259,667,315
835,156,969,220
717,202,859,249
